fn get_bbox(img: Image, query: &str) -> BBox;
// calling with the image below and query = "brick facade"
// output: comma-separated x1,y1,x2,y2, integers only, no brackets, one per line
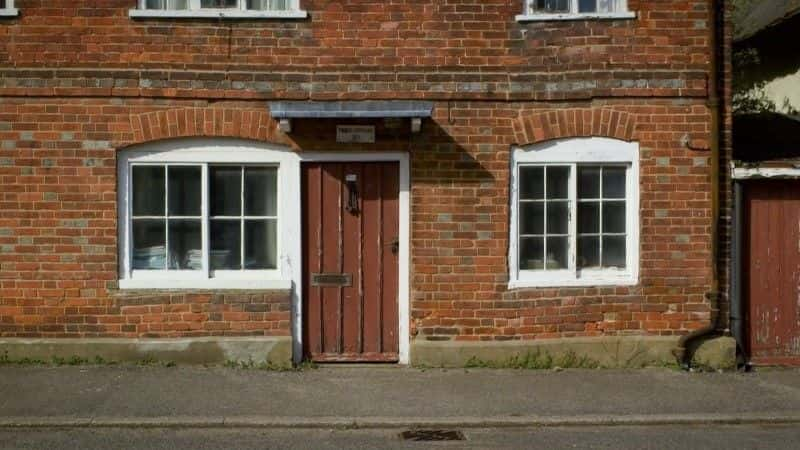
0,1,722,353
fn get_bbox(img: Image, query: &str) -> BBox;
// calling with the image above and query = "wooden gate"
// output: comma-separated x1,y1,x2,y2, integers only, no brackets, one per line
744,180,800,365
302,162,400,362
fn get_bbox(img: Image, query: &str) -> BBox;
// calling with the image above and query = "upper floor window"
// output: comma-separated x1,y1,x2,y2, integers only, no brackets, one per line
509,137,639,288
130,0,307,19
517,0,635,21
0,0,18,17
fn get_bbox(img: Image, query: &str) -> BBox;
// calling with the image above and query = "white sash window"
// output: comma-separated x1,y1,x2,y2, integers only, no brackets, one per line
509,138,639,288
0,0,18,17
131,0,306,18
518,0,635,21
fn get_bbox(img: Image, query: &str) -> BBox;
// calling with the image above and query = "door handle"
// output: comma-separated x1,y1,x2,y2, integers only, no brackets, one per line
389,238,399,255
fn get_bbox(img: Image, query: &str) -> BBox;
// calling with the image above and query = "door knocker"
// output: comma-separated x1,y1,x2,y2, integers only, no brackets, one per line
345,174,359,214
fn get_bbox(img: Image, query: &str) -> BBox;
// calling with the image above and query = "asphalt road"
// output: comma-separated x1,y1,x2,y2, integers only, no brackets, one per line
1,425,799,450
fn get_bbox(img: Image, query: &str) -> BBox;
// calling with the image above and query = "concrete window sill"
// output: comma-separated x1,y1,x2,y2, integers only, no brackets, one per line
516,12,636,22
128,9,308,19
508,275,637,289
118,278,293,290
0,8,19,17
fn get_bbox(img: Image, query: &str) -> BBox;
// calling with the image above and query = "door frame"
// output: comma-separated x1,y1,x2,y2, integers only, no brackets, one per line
291,152,410,364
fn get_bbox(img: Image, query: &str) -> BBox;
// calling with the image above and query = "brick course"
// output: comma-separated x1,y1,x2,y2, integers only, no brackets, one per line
0,1,720,345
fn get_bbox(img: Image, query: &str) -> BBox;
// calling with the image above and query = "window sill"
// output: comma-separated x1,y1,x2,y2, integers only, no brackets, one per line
0,8,19,17
515,12,636,22
118,278,292,290
128,9,308,19
508,273,637,289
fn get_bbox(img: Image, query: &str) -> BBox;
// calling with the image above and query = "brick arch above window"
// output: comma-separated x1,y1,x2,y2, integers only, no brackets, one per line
513,109,637,146
126,108,288,149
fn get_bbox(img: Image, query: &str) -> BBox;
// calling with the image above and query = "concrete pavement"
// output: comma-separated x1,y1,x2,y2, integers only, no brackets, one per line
1,366,800,428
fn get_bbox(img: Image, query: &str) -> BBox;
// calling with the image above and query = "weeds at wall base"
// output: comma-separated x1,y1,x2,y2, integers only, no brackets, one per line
463,350,601,370
0,351,175,368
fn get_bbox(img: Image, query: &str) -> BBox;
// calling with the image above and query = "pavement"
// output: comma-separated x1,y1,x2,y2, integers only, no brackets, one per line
1,366,800,429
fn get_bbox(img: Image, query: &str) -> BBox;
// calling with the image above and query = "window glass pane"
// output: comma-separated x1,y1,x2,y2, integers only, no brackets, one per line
146,0,188,9
598,0,615,12
578,236,600,268
578,0,597,12
578,202,600,234
210,220,241,270
132,220,166,270
244,167,278,217
603,167,626,199
546,201,569,234
578,167,600,199
132,166,165,216
603,201,626,234
201,0,237,7
531,0,569,13
210,166,242,217
248,0,288,10
546,236,568,269
519,166,544,200
602,236,626,268
168,220,202,270
168,166,201,216
546,166,569,199
245,219,277,269
519,237,544,270
520,202,544,235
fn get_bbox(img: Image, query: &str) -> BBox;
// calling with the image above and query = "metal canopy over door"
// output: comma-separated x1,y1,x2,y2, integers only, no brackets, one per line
302,162,400,362
744,180,800,365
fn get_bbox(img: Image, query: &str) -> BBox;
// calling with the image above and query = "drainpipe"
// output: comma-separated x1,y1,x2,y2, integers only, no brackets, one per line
730,181,744,361
673,0,723,369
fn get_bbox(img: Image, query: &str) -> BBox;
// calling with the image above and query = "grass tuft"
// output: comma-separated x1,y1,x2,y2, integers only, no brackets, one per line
464,349,600,370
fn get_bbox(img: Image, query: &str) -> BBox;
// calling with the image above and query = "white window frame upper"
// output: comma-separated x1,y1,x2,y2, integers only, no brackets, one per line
129,0,307,19
509,137,639,288
117,139,297,290
516,0,635,22
0,0,18,17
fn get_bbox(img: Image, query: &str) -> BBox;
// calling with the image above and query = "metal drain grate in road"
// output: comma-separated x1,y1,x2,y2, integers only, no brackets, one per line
400,430,466,441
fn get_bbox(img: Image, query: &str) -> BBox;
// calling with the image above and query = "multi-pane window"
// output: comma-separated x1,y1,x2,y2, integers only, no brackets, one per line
142,0,291,10
129,163,278,276
517,164,628,272
511,138,638,287
526,0,626,15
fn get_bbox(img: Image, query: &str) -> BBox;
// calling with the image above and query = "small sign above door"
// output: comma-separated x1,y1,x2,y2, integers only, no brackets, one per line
337,125,375,144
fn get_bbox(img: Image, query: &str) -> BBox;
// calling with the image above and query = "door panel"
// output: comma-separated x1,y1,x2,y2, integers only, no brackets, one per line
302,162,400,362
744,180,800,365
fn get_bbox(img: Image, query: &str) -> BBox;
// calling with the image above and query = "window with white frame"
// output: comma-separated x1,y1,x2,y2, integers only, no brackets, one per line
118,140,298,290
518,0,634,21
0,0,18,17
509,138,639,288
131,0,306,18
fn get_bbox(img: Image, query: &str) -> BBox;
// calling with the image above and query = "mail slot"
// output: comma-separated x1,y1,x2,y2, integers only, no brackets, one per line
311,273,352,287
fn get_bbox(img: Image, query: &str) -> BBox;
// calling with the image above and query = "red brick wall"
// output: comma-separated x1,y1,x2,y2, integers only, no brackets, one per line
0,1,719,342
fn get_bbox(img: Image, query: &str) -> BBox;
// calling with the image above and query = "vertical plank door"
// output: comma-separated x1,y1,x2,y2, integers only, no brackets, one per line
302,162,399,362
744,180,800,365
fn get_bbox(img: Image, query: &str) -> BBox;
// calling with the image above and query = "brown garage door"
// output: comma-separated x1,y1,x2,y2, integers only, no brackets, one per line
302,162,399,363
744,180,800,365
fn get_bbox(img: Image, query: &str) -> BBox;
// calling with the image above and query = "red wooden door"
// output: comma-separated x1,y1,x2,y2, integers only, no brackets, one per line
302,162,400,362
744,180,800,365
